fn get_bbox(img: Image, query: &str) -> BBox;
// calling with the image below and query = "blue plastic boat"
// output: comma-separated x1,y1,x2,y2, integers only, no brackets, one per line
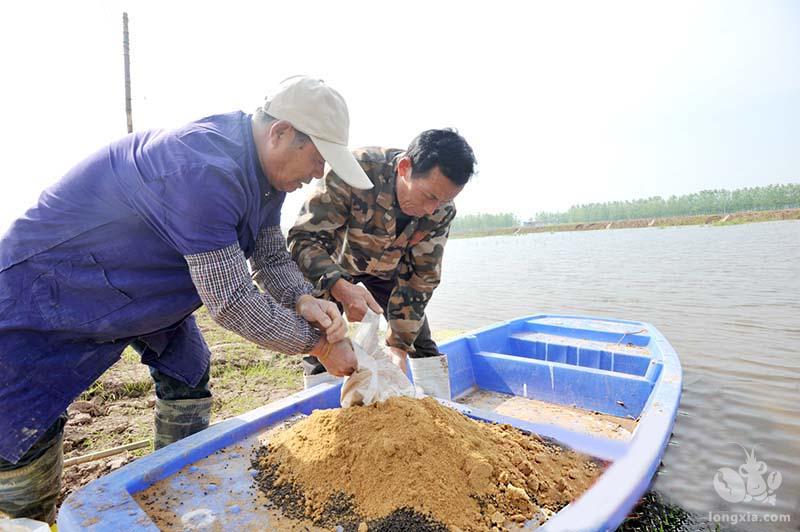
58,314,682,531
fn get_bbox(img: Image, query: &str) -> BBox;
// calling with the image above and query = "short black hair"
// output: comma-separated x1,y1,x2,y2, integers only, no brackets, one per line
406,129,476,186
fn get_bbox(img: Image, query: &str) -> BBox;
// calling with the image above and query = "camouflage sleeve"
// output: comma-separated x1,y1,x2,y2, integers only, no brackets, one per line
386,207,456,352
287,170,354,294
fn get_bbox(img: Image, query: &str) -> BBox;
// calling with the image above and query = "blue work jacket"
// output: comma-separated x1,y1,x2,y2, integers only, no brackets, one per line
0,111,284,462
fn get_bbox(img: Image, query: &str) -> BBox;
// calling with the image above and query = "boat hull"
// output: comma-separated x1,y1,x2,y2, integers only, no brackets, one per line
58,314,682,532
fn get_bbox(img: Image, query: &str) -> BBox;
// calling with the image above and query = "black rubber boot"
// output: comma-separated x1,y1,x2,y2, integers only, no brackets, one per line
153,397,212,450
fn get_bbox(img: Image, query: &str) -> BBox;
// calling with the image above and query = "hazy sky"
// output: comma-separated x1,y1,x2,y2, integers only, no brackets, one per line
1,1,798,232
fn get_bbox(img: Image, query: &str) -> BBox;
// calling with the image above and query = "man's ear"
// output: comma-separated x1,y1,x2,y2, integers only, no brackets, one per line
268,120,293,148
396,156,413,180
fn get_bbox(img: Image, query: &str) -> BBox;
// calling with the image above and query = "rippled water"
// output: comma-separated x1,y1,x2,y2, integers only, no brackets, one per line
426,221,800,529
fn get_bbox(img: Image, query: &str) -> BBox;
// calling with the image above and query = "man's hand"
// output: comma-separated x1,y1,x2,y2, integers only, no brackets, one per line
330,279,383,322
311,338,358,377
296,294,347,343
388,346,408,374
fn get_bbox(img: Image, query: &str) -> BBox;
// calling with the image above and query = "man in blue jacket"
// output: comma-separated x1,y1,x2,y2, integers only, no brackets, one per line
0,76,372,523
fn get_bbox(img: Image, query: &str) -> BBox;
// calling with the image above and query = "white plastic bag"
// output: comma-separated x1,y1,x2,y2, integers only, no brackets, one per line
340,309,415,407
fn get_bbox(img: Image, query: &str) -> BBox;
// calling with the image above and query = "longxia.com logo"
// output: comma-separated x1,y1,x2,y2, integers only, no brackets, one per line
713,444,782,505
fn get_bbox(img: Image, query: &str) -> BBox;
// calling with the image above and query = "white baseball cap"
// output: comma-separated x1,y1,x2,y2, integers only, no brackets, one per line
262,76,373,190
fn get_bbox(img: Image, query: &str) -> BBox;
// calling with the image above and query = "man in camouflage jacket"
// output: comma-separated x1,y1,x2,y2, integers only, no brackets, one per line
287,129,476,397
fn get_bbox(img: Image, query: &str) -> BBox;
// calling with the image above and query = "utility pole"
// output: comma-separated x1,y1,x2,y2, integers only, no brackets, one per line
122,12,133,133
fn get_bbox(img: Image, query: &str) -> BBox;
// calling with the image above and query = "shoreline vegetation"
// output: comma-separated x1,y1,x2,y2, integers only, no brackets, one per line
451,182,800,239
451,207,800,240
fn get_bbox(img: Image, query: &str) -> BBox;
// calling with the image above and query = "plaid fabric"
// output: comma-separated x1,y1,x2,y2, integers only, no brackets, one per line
184,242,319,355
251,226,314,309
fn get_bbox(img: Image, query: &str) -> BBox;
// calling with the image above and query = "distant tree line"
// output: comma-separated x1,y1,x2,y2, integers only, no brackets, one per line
451,212,519,233
534,183,800,224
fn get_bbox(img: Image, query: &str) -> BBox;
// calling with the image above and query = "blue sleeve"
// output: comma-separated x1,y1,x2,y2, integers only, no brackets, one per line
128,164,246,256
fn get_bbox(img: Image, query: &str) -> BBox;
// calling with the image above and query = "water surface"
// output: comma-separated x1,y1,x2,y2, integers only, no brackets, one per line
426,221,800,529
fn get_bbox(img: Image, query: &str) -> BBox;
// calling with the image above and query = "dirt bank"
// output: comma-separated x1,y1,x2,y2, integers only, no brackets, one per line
452,208,800,239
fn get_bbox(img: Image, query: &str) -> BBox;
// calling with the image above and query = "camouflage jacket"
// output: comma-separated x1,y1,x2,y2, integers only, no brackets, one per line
287,147,456,352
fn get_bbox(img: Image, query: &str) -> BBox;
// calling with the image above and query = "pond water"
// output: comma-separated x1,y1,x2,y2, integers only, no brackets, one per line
427,221,800,529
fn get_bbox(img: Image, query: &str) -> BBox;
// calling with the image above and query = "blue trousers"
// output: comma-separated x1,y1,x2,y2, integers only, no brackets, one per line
0,363,210,471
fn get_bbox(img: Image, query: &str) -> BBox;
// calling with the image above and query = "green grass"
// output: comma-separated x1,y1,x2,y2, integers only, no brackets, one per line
78,369,152,402
78,381,107,402
119,380,153,398
121,348,140,363
79,425,152,454
213,360,301,389
213,394,271,418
